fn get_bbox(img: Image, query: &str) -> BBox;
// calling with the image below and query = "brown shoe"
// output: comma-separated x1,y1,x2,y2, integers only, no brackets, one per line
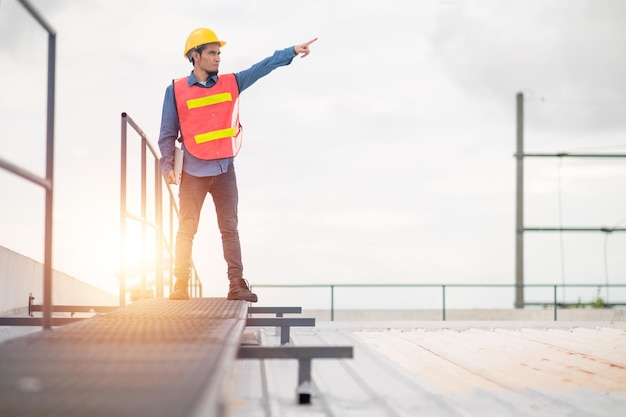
169,278,189,300
227,279,258,302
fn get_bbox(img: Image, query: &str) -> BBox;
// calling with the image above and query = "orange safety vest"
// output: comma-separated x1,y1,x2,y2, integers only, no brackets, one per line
173,73,242,160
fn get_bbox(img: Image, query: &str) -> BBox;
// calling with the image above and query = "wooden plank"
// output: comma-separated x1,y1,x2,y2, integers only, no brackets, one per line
501,327,626,367
351,329,505,393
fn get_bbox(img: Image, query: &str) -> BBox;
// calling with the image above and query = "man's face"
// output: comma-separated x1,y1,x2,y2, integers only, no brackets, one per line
196,43,221,73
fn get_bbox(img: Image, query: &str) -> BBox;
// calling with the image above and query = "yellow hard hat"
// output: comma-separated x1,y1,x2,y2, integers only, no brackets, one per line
183,28,226,59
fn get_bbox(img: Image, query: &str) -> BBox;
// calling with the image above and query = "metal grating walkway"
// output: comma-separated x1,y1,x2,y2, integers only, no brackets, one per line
0,298,248,417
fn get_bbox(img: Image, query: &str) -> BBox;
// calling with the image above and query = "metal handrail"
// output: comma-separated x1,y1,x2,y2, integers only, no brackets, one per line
0,0,56,329
120,113,201,305
250,283,626,321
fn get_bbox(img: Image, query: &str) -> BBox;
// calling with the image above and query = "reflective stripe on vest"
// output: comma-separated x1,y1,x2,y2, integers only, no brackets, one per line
173,74,242,160
194,127,236,144
187,92,232,110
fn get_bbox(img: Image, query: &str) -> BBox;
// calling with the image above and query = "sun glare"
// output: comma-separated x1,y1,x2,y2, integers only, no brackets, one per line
117,221,174,302
120,223,158,279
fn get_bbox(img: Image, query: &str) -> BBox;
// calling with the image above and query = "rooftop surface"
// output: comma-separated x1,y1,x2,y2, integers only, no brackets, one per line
231,320,626,417
1,304,625,416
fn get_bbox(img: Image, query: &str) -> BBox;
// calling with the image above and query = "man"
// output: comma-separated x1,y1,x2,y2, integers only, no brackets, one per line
158,27,316,301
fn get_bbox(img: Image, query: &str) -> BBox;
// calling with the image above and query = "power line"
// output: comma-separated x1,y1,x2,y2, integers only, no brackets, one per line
524,97,626,106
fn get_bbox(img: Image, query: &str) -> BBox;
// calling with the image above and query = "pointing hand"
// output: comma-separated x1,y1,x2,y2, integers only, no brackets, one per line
294,38,318,58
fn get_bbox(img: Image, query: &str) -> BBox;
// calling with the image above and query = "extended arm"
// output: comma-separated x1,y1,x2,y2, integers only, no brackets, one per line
235,37,318,92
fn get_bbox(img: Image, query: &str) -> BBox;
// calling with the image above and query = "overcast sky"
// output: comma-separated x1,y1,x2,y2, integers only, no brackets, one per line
1,0,625,309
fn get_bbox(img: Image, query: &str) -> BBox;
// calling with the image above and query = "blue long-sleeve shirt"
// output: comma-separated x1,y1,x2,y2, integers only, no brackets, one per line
158,46,298,177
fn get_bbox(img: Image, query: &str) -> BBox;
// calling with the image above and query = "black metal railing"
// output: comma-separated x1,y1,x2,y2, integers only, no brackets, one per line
120,113,201,305
251,283,626,321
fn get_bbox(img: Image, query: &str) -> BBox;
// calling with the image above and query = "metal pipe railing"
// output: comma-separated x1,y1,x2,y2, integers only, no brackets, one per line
250,283,626,321
120,113,201,305
0,0,56,330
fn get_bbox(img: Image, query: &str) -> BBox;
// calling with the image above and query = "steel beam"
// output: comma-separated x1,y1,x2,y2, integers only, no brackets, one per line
237,345,353,404
245,317,315,345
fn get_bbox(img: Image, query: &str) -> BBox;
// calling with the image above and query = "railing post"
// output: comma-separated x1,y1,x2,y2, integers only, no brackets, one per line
169,199,175,296
515,91,525,309
442,285,446,321
119,113,128,307
42,24,56,331
330,285,335,321
154,163,164,298
553,285,558,321
140,138,147,300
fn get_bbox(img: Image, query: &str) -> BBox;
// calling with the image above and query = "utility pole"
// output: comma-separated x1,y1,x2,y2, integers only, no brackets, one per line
515,92,524,308
513,92,626,309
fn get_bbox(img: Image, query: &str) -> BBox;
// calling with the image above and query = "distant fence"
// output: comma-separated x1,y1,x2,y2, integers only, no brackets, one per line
250,283,626,321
